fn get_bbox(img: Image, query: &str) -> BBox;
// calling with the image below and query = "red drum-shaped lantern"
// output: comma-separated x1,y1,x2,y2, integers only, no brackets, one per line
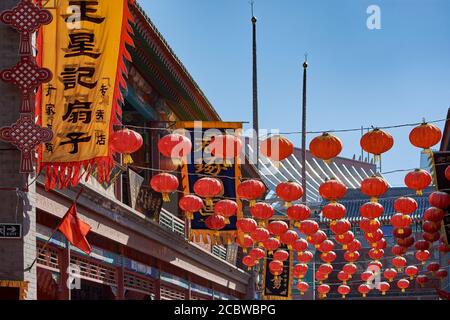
299,220,319,236
208,134,242,162
237,180,266,207
322,202,346,221
293,264,309,279
330,219,351,235
358,284,371,298
280,230,298,249
424,207,445,222
397,236,415,248
268,220,289,237
260,135,294,162
242,255,257,270
409,122,442,152
194,177,223,206
360,128,394,160
368,260,383,271
214,200,238,224
427,262,440,275
249,247,265,261
269,260,284,276
343,263,357,277
297,250,313,263
317,284,330,299
391,213,412,233
150,173,179,202
262,237,281,254
415,250,431,264
344,250,360,262
347,239,362,252
436,269,448,281
250,202,274,221
318,263,333,276
405,266,418,280
308,230,327,246
315,271,328,283
292,238,309,252
393,227,412,239
320,251,337,263
275,181,303,207
415,240,430,251
438,242,450,253
251,227,270,245
236,234,254,253
364,228,384,244
378,282,390,295
423,232,440,243
392,256,407,271
373,238,387,250
179,195,203,220
361,271,374,283
394,196,418,215
157,133,192,164
273,249,290,262
287,204,311,226
360,218,380,233
360,202,384,219
319,178,347,202
360,176,388,202
428,191,450,209
338,271,350,284
384,268,397,282
236,218,257,234
317,240,334,253
423,221,441,234
404,169,432,196
309,132,343,163
111,129,143,164
416,275,429,287
335,231,355,249
296,281,309,295
205,215,226,232
338,285,351,299
397,279,410,292
369,248,384,261
391,244,406,256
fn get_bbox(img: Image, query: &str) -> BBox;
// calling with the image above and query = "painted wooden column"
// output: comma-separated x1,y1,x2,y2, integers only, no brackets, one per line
115,266,125,300
154,260,161,300
58,247,70,300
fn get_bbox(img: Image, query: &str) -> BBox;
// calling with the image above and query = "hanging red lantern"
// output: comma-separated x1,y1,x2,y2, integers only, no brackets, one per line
415,240,431,251
360,128,394,161
427,262,440,275
294,264,309,279
273,249,290,262
343,263,357,278
318,263,333,276
424,207,445,222
384,268,397,282
319,178,347,202
428,191,450,209
268,220,289,237
360,218,380,233
260,135,294,162
205,215,226,232
214,199,238,224
309,132,343,163
208,134,243,163
292,238,309,252
415,250,431,264
423,220,441,234
446,165,450,181
236,218,257,234
373,238,387,250
317,284,330,299
320,251,337,263
269,260,284,277
438,242,450,253
409,122,442,152
157,133,192,165
242,255,257,270
275,181,303,207
250,202,274,223
390,213,412,233
360,202,384,219
317,240,335,253
236,234,254,253
397,279,410,292
369,248,384,260
236,180,266,207
296,281,309,295
308,230,327,247
335,231,355,249
322,202,346,221
368,260,383,271
111,128,143,164
423,232,440,243
194,177,223,206
330,219,351,235
249,247,265,261
405,266,418,280
150,173,179,202
299,220,319,236
393,227,412,239
391,244,406,256
397,236,415,248
287,204,311,226
280,230,298,249
392,256,407,271
416,275,429,288
364,228,384,244
378,282,390,295
394,197,418,215
297,250,313,263
435,269,448,281
315,271,327,283
179,195,203,220
347,239,362,252
262,237,281,254
338,285,351,299
338,271,351,284
361,271,374,283
344,250,360,262
404,169,432,196
358,284,371,298
360,176,388,202
251,227,270,245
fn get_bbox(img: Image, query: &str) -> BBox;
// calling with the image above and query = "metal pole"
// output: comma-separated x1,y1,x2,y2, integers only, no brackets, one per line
252,14,259,168
301,60,308,203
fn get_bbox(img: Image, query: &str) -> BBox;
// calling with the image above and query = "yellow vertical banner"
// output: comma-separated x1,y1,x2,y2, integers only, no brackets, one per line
37,0,134,189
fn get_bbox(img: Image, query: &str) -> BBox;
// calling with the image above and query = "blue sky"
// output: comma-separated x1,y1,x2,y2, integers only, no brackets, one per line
140,0,450,186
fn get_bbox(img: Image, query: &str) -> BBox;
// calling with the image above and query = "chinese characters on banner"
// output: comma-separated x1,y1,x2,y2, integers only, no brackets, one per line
37,0,134,189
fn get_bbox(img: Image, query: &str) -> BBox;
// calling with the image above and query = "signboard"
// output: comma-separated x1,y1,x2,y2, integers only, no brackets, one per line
431,151,450,244
0,224,22,239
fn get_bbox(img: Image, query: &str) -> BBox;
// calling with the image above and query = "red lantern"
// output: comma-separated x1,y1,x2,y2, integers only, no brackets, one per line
397,236,415,248
338,285,351,299
268,220,289,237
309,132,343,162
335,231,355,249
361,271,374,283
435,269,448,281
373,238,387,250
414,240,430,251
330,219,351,235
280,230,298,249
237,180,266,207
150,173,179,202
322,202,346,221
317,240,334,253
292,238,309,252
205,215,226,232
397,279,409,292
308,230,327,247
423,232,440,243
394,197,418,215
319,178,347,202
405,266,418,280
208,134,242,162
251,227,270,245
392,256,407,271
360,218,380,233
242,255,257,270
446,165,450,181
249,248,265,260
360,176,388,202
157,133,192,164
297,250,313,263
415,250,430,264
111,129,143,164
427,262,440,275
317,284,330,298
360,128,394,161
236,218,257,234
338,271,350,284
262,237,281,254
368,260,383,271
347,239,362,252
428,191,450,209
273,249,289,262
423,220,441,234
424,207,445,222
404,169,432,196
391,213,412,232
214,200,238,223
296,281,309,295
391,245,406,256
409,122,442,151
287,204,311,226
318,263,333,276
344,250,360,262
179,195,203,220
299,220,319,236
269,260,284,276
360,202,384,219
393,227,412,239
194,177,223,206
250,202,274,221
320,251,337,263
416,275,429,287
364,228,384,244
384,268,397,282
358,284,371,298
236,234,254,252
438,242,450,253
260,135,294,162
343,263,357,277
275,181,304,207
294,264,309,279
369,248,384,260
378,282,390,295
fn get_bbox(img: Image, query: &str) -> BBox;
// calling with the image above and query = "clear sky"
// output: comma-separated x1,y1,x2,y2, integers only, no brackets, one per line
140,0,450,186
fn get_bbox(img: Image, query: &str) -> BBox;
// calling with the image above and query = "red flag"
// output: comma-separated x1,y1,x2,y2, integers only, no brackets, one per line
58,203,92,254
